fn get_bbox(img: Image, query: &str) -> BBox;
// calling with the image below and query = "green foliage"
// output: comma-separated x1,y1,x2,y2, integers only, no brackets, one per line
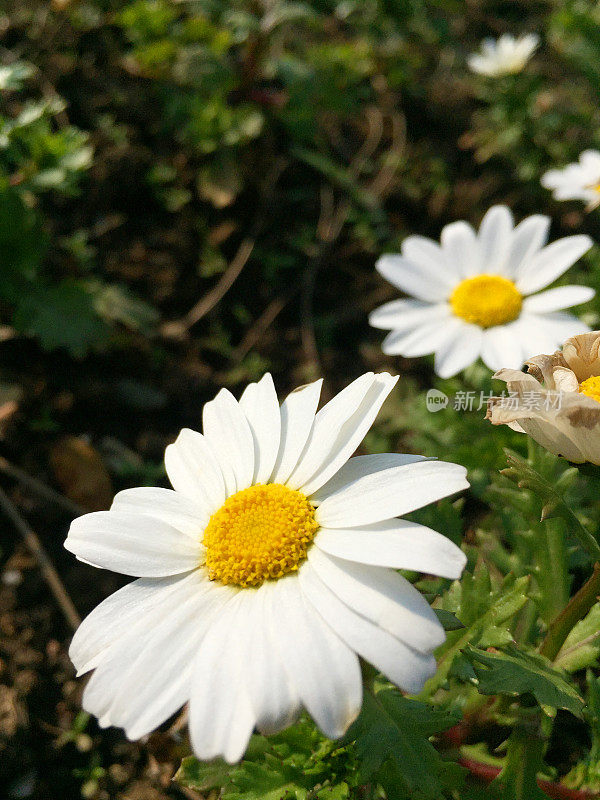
422,568,530,696
176,719,354,800
555,603,600,672
464,645,584,717
490,728,550,800
0,96,93,196
0,188,157,356
176,696,463,800
499,447,600,563
13,279,110,358
562,673,600,793
346,687,464,800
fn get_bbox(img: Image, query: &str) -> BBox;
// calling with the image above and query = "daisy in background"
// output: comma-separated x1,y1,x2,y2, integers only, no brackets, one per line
65,372,469,763
542,150,600,211
369,206,594,377
468,33,539,77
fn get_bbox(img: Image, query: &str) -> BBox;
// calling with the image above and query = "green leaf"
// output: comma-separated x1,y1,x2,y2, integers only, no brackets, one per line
465,644,584,717
89,281,160,333
346,687,463,800
490,728,549,800
14,279,110,357
422,570,530,697
555,602,600,672
176,719,351,800
174,757,233,793
433,609,465,631
0,61,35,91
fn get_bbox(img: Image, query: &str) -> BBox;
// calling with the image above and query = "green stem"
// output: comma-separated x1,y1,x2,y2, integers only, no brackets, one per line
539,563,600,662
535,518,570,624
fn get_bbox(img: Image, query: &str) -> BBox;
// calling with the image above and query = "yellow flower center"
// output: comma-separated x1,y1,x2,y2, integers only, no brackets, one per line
579,376,600,403
202,483,319,588
449,275,523,328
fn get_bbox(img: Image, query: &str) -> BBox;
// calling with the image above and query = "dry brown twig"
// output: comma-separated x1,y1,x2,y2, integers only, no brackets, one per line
0,484,81,631
160,158,288,341
160,237,256,340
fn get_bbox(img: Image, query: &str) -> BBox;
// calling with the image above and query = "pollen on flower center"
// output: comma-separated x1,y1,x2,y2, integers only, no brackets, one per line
202,483,319,588
579,376,600,403
449,274,523,328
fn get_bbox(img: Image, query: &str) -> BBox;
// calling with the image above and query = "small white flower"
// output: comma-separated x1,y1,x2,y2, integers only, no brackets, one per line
369,206,594,378
65,372,468,763
542,150,600,211
468,33,539,77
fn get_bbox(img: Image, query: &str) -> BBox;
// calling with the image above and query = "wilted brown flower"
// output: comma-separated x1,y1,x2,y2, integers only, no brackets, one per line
487,331,600,464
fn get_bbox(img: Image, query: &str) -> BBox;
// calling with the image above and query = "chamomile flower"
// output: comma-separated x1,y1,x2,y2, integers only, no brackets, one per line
369,206,594,377
468,33,539,77
542,150,600,211
65,373,469,763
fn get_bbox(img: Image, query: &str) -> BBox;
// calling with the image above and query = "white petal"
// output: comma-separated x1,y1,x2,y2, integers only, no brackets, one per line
65,511,202,577
189,593,255,763
401,236,457,289
70,574,188,676
580,149,600,172
519,313,590,359
468,54,497,76
480,324,524,371
299,564,437,694
202,388,255,495
81,571,220,729
523,286,595,313
382,314,454,357
307,548,445,654
477,206,514,275
288,373,398,496
440,221,481,278
239,374,281,485
515,235,592,294
311,453,427,505
270,379,322,485
111,487,207,537
246,582,301,734
541,168,566,190
509,215,550,275
269,575,362,739
434,324,483,378
83,576,195,723
164,428,226,513
506,314,562,359
376,254,450,302
315,519,467,580
369,299,447,332
99,574,236,740
315,460,468,528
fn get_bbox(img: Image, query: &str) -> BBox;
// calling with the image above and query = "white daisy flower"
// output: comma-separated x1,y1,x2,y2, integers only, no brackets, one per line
65,373,469,763
369,206,594,377
468,33,539,77
542,150,600,211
